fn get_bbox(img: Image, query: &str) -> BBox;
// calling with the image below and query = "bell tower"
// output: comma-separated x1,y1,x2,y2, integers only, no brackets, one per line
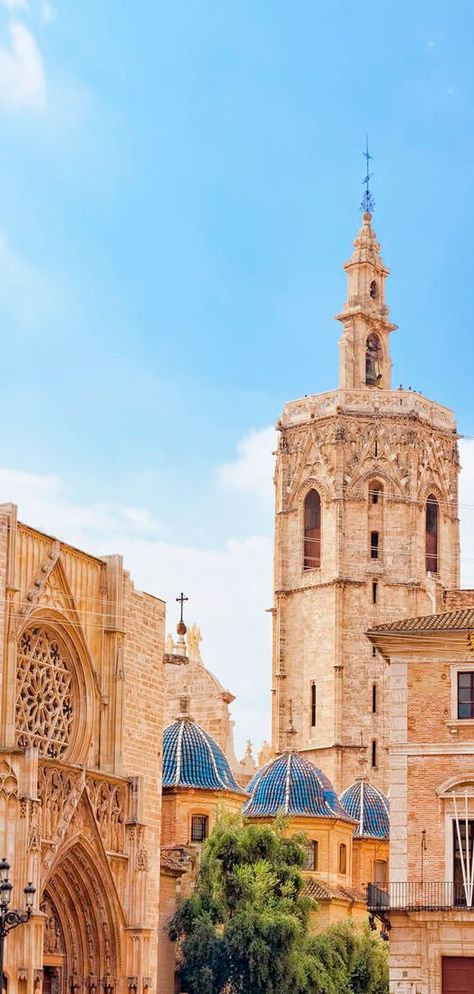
337,210,396,390
271,188,460,794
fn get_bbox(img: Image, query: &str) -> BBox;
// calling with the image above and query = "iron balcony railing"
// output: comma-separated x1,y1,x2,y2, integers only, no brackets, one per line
367,882,474,912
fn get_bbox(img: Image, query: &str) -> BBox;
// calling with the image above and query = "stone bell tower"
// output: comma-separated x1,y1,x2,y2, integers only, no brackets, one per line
271,207,460,793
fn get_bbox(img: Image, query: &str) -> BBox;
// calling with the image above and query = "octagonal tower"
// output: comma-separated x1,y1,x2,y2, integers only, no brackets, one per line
271,210,460,793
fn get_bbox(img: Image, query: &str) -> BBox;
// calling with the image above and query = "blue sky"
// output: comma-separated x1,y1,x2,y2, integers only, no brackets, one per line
1,1,474,755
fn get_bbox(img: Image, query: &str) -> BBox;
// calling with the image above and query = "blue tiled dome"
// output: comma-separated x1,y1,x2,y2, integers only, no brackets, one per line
243,751,354,820
340,780,389,840
163,718,246,794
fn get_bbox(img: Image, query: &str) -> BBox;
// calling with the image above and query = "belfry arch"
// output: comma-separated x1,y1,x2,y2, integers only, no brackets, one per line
42,839,123,994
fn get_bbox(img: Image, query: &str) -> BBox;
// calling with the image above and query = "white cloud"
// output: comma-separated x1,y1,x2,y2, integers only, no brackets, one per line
0,469,162,540
218,425,276,507
0,20,45,111
0,465,273,755
4,431,470,758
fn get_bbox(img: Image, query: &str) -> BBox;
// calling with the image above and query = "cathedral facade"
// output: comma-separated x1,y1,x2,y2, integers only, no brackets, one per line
0,502,165,994
271,210,460,793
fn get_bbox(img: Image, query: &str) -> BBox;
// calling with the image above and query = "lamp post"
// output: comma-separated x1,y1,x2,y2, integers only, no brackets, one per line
0,858,35,994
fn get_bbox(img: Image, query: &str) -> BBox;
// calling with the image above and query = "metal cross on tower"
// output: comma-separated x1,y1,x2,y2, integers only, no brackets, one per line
176,591,188,624
361,136,375,215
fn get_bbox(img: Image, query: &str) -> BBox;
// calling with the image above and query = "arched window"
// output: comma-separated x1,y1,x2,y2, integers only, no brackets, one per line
338,843,347,874
191,815,209,843
426,495,439,573
365,333,381,386
369,481,383,504
303,489,321,570
370,280,378,300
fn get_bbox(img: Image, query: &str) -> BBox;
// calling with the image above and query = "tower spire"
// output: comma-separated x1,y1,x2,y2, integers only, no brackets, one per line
361,136,375,216
335,148,397,390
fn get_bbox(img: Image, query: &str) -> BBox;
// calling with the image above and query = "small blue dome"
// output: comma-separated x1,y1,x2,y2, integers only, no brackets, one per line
243,752,354,820
340,780,389,840
163,718,246,794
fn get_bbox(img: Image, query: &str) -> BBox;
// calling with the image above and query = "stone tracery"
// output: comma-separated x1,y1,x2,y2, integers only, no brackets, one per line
16,626,76,758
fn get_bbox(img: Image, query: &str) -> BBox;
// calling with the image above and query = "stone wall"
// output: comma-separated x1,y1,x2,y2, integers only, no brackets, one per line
0,504,166,994
272,400,459,793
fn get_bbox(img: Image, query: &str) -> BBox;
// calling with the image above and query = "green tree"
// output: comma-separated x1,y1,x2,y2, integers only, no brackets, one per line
309,921,388,994
168,814,317,994
168,815,389,994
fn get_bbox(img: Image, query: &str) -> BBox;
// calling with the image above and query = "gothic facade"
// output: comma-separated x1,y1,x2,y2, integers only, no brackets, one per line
0,503,165,994
271,211,460,793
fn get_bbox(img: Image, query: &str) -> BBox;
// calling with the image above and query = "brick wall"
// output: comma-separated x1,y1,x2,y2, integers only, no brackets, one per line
443,589,474,610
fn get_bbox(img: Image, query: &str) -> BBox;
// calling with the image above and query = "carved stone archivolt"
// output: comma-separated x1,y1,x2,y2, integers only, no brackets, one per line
16,626,75,759
41,896,65,956
44,840,120,994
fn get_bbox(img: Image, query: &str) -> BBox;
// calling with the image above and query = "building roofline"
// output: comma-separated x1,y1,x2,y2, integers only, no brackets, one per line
367,607,474,637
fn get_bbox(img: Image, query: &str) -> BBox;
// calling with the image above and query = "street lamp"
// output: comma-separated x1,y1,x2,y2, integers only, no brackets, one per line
0,859,35,994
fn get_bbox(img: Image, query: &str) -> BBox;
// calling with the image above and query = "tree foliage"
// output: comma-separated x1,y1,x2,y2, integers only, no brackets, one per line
168,815,388,994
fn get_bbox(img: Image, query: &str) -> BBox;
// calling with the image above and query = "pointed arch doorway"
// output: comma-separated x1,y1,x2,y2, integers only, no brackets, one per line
42,840,122,994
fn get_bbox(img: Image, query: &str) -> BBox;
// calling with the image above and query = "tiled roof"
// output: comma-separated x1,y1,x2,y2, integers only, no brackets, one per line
368,608,474,635
302,878,335,901
163,718,246,794
160,849,185,876
243,752,354,821
340,780,389,840
302,878,365,904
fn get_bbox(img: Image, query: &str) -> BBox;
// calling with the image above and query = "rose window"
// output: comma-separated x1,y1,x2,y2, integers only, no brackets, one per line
16,627,75,759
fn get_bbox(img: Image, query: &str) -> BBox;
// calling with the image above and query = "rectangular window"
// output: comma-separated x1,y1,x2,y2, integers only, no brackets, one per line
374,860,387,884
370,531,379,559
453,820,474,906
310,682,316,728
372,580,378,605
303,840,318,871
371,740,377,768
191,815,209,843
372,684,377,714
458,672,474,719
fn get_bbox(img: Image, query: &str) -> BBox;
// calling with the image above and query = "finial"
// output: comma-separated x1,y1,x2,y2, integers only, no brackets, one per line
360,136,375,216
175,591,188,644
284,699,297,751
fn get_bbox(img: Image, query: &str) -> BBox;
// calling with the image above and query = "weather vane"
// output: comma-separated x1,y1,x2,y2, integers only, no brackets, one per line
360,136,375,215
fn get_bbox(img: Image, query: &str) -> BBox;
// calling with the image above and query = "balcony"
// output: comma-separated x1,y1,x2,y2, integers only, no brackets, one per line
367,882,474,912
